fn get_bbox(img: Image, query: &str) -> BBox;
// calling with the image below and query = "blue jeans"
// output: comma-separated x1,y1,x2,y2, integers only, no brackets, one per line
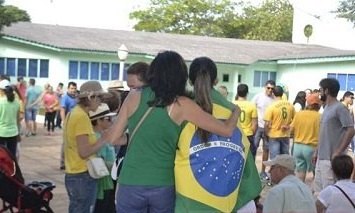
65,172,97,213
254,127,269,151
247,135,257,158
116,184,175,213
268,137,290,159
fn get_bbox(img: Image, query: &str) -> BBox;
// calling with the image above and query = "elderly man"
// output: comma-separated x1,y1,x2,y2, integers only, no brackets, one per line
263,154,316,213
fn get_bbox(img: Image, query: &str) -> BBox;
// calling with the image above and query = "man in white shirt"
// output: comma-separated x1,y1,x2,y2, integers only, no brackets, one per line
316,154,355,213
263,154,316,213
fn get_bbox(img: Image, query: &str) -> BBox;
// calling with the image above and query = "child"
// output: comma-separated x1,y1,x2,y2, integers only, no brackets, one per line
89,103,116,213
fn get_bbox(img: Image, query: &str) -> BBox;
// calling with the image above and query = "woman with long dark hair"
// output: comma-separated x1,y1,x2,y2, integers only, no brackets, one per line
0,80,20,157
109,51,239,212
293,91,306,112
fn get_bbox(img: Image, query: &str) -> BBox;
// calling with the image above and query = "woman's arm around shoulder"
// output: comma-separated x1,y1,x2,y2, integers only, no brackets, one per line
173,96,240,137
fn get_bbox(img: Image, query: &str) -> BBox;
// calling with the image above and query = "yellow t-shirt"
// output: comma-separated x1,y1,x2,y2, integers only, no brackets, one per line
264,100,295,138
290,110,320,147
64,106,96,174
233,100,257,136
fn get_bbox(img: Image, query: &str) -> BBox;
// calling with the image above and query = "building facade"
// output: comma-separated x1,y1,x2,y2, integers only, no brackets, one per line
1,22,355,101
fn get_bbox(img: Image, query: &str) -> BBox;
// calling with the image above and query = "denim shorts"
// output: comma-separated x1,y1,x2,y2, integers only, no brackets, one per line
268,137,290,160
25,107,38,122
65,172,97,213
116,184,175,213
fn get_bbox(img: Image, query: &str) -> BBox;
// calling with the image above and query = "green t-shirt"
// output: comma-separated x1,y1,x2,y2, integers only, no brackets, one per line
119,87,182,186
0,97,20,137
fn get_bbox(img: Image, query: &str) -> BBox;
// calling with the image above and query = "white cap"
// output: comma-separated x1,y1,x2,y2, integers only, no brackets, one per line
0,80,10,89
263,154,295,171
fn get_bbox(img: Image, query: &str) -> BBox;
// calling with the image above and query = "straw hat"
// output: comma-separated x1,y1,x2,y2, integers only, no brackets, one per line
77,81,111,98
108,80,130,91
89,103,117,120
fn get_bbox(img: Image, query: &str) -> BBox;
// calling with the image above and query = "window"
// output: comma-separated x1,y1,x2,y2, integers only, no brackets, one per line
0,58,5,75
337,74,346,91
40,60,49,78
222,74,229,82
6,58,16,76
253,70,277,87
79,61,89,80
123,63,130,81
328,73,355,91
101,63,109,81
70,60,128,81
29,59,38,77
111,63,119,80
69,61,78,79
91,62,99,80
17,58,27,77
347,74,355,91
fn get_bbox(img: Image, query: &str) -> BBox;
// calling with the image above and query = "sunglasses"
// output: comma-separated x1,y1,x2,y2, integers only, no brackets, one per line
103,117,112,122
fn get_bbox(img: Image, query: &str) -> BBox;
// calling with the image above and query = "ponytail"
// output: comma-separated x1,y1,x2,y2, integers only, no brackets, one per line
189,57,217,144
194,71,213,143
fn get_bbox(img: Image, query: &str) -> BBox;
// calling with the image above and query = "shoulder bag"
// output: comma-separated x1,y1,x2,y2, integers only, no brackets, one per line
64,112,110,179
332,184,355,209
111,107,153,180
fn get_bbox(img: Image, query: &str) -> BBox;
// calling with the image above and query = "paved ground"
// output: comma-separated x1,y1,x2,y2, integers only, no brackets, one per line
19,123,67,213
17,117,315,212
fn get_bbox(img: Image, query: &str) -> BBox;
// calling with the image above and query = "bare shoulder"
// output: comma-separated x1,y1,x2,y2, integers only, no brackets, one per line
176,96,194,106
123,90,141,116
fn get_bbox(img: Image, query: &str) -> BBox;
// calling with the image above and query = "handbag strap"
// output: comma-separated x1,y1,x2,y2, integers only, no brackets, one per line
332,184,355,209
127,107,153,148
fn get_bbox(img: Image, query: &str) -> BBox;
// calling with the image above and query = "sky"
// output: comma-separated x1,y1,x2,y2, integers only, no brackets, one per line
5,0,151,30
5,0,267,31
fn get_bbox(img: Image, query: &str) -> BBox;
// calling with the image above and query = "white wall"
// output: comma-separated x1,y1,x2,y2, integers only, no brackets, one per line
291,0,355,50
277,60,355,101
0,42,67,87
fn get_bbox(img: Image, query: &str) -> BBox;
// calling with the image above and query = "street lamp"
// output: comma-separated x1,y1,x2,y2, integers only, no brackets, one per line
117,44,128,81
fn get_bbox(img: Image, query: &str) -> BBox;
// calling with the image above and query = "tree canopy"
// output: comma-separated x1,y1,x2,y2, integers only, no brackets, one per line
335,0,355,26
0,0,31,32
130,0,293,41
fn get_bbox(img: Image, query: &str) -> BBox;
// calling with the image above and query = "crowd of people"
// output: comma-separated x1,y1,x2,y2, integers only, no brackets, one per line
1,50,355,213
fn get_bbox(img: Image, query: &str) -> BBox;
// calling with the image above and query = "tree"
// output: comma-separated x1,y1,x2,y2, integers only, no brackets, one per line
129,0,293,42
0,0,31,32
130,0,242,37
335,0,355,26
238,0,293,41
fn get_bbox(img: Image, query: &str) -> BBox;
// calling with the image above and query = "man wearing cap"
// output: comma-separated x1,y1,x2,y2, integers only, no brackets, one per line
290,93,321,182
263,154,316,213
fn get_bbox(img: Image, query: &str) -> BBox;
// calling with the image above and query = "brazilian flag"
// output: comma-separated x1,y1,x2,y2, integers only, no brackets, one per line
175,89,261,212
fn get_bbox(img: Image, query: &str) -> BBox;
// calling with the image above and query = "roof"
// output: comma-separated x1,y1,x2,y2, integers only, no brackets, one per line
2,22,355,65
